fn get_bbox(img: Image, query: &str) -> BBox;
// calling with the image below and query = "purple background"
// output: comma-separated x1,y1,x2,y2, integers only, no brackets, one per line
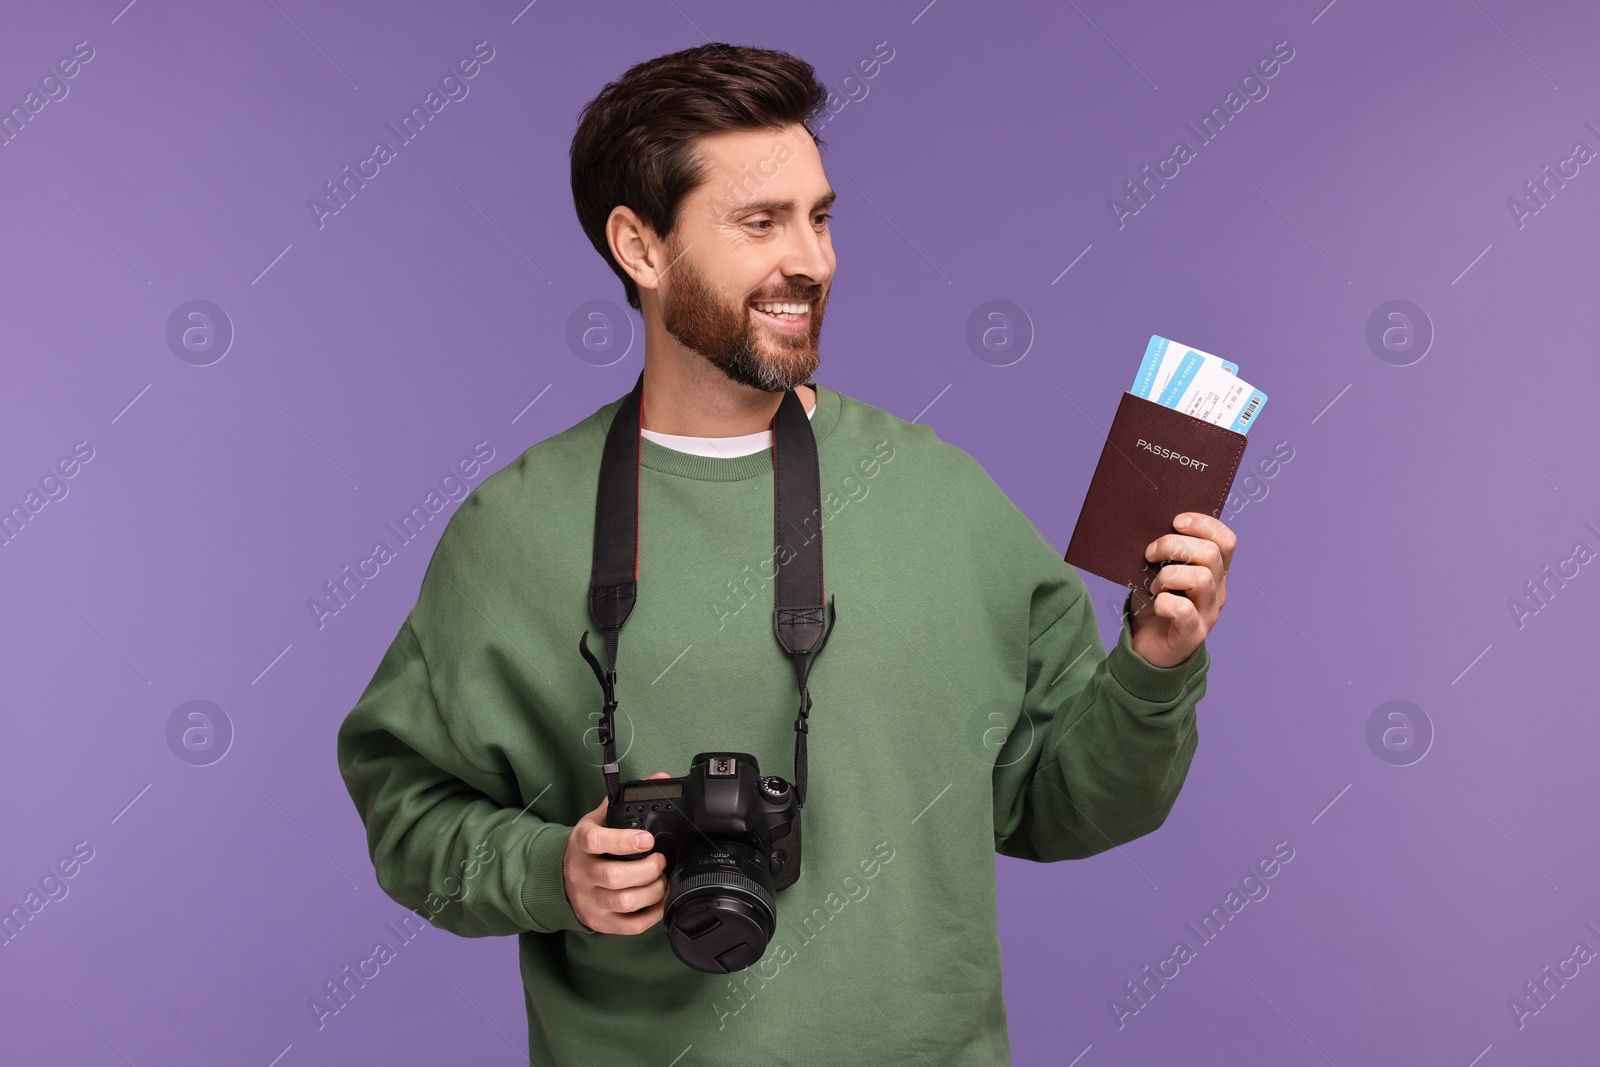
3,0,1595,1063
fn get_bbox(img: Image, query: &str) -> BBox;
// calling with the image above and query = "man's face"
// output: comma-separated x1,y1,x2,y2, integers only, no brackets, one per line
656,123,835,393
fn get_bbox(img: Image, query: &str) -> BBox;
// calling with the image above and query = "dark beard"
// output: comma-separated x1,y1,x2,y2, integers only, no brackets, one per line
659,242,826,392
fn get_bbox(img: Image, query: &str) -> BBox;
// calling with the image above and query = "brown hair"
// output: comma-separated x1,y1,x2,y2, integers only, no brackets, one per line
570,43,829,311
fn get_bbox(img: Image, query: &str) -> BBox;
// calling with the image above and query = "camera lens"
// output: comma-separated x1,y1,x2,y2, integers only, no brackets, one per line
663,838,777,973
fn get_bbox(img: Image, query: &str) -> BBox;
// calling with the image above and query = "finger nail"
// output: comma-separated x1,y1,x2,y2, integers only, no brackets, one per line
1175,515,1191,529
635,833,652,849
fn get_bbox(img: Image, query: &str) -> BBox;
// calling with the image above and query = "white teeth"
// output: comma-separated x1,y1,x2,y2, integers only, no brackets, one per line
752,302,808,315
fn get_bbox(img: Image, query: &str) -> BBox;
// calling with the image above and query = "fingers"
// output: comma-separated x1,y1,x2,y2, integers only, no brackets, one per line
607,898,666,936
1145,533,1223,571
1149,588,1206,641
575,771,673,857
592,851,667,890
566,772,677,935
576,887,666,935
575,818,655,858
1152,585,1203,643
1171,513,1237,566
594,873,667,914
1148,514,1231,625
1149,561,1220,606
1150,569,1220,633
574,856,667,934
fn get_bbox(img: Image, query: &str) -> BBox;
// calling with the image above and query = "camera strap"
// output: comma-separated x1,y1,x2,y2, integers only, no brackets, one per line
579,369,837,811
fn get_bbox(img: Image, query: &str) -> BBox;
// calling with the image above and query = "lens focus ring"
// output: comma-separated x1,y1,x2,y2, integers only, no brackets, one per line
669,870,777,924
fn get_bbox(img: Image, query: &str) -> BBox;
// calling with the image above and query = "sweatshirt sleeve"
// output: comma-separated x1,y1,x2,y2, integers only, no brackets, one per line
336,614,592,937
993,569,1206,863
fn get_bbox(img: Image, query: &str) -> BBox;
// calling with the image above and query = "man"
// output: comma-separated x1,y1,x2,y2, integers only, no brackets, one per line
337,42,1234,1066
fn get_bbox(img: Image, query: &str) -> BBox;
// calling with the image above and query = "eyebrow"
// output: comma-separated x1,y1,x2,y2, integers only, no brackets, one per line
734,189,837,215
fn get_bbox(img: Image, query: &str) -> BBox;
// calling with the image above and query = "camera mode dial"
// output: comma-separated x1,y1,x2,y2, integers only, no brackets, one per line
758,776,790,802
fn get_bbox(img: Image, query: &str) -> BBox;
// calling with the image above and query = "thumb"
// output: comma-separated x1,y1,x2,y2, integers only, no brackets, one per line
647,771,671,779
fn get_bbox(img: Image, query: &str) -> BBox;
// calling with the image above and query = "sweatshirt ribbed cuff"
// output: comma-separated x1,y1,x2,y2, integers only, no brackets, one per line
518,822,592,935
1106,592,1209,704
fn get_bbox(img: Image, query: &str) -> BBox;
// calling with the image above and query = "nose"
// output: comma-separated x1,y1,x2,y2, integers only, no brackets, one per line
780,219,833,292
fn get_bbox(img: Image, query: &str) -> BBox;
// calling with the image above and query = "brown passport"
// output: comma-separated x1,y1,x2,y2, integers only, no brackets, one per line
1064,391,1248,595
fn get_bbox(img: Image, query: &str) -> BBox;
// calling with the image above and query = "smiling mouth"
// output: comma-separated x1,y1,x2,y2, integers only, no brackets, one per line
750,304,811,331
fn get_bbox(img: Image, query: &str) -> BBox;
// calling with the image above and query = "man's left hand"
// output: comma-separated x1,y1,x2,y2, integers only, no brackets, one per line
1128,512,1236,669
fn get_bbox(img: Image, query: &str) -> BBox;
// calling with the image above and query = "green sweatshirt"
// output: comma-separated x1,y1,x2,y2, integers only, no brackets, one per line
336,380,1208,1066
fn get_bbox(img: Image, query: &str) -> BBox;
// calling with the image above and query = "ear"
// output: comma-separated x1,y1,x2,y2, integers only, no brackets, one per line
607,206,671,297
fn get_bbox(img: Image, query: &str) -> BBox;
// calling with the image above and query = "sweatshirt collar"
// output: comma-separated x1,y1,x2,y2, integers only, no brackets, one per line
595,381,842,482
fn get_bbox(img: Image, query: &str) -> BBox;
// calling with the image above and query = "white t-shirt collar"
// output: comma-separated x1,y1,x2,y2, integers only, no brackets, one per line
640,395,817,459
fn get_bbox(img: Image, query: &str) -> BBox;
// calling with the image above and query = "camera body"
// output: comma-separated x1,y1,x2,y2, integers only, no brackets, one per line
605,751,802,889
603,752,802,973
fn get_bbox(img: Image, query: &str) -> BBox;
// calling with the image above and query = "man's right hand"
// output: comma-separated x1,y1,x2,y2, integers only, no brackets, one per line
562,773,670,934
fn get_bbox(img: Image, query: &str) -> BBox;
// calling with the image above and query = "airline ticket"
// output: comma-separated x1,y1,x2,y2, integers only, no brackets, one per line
1134,334,1266,435
1132,335,1238,402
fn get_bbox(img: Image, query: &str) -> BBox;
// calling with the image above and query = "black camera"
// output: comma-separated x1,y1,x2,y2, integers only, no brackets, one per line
602,752,801,973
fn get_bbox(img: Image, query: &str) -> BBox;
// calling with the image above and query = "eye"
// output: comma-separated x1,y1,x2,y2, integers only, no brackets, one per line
814,213,832,225
746,218,774,231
